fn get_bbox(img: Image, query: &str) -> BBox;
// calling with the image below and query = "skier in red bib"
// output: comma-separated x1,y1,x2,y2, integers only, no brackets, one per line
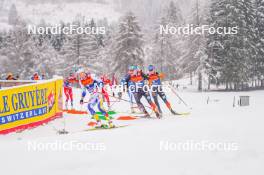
122,66,161,118
64,72,78,109
147,65,177,115
101,74,111,110
79,71,114,128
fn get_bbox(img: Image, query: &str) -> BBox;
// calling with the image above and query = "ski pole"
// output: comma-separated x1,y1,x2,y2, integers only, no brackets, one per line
169,85,191,108
107,92,153,110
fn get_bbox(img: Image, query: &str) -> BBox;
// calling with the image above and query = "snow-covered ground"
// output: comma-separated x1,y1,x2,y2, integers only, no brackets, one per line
0,85,264,175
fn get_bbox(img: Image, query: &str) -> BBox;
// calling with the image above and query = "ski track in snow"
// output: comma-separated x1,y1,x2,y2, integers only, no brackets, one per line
0,88,264,175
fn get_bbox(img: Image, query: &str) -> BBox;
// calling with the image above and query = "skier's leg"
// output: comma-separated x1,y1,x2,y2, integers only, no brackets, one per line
158,88,176,115
128,90,135,113
152,91,162,113
102,88,110,108
97,98,109,118
133,91,149,115
69,88,74,108
97,97,114,128
87,103,96,116
64,87,69,109
143,90,160,118
88,95,100,125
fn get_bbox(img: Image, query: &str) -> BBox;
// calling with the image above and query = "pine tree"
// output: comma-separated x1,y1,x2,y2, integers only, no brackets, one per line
254,0,264,87
98,23,118,75
60,19,102,75
206,0,255,90
183,0,209,90
79,19,101,72
1,22,37,78
33,38,58,78
111,11,144,77
150,1,184,80
8,4,18,25
51,22,67,51
60,21,82,74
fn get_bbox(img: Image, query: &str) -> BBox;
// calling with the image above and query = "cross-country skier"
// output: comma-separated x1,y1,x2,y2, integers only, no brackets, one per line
111,73,118,97
147,65,177,115
122,66,160,118
6,73,17,80
121,66,137,113
64,72,78,110
31,72,41,80
79,71,114,128
101,74,111,110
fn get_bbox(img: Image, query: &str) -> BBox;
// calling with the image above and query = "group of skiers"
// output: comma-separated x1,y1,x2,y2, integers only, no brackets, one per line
63,65,177,128
4,72,45,80
121,65,176,118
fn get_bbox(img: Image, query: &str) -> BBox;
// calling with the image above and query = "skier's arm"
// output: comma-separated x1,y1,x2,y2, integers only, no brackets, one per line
121,74,131,91
158,72,165,79
122,74,131,85
79,80,86,104
92,74,104,93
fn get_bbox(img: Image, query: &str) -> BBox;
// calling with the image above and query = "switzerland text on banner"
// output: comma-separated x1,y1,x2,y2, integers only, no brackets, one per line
0,78,63,134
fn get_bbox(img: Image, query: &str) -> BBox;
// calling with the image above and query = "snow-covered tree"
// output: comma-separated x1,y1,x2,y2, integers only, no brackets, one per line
33,38,58,78
1,23,37,78
59,19,102,75
206,0,255,90
150,1,184,80
111,12,144,77
182,0,210,90
50,22,67,51
79,19,101,72
8,4,18,25
253,0,264,86
97,23,118,75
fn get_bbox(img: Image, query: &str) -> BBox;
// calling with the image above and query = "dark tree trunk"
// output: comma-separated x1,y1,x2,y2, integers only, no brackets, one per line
198,71,202,91
208,75,211,90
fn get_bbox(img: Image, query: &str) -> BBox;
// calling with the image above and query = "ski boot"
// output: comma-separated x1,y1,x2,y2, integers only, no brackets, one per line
143,110,151,118
108,120,115,128
131,107,135,114
65,102,68,110
155,111,161,119
93,114,103,128
170,109,178,115
71,101,74,110
95,120,104,128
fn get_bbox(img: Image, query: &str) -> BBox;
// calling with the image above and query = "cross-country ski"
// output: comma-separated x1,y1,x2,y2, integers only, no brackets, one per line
1,0,264,175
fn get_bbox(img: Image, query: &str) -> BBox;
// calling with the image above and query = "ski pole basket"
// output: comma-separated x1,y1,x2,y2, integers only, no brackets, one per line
239,96,250,106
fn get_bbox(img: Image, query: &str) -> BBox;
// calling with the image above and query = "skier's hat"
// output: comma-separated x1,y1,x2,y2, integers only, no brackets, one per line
128,65,137,71
148,65,155,71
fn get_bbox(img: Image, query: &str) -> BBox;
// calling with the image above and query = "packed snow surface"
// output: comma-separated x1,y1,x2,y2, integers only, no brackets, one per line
0,87,264,175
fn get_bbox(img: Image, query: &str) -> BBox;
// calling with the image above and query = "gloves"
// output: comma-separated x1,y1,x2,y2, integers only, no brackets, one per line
118,92,122,99
80,98,84,105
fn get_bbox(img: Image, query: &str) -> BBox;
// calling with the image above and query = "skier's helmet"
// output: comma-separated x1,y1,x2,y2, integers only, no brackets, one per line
148,65,155,71
128,65,137,71
79,72,87,80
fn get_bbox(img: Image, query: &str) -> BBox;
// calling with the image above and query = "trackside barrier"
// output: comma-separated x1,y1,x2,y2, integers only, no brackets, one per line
0,77,63,134
0,80,36,89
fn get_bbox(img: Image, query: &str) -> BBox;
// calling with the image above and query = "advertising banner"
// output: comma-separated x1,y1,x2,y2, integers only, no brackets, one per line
0,78,63,134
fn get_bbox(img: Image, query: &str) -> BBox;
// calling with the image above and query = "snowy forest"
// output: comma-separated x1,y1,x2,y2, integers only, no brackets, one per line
0,0,264,91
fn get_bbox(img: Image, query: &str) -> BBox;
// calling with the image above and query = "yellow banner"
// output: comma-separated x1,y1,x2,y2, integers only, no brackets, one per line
0,78,63,133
